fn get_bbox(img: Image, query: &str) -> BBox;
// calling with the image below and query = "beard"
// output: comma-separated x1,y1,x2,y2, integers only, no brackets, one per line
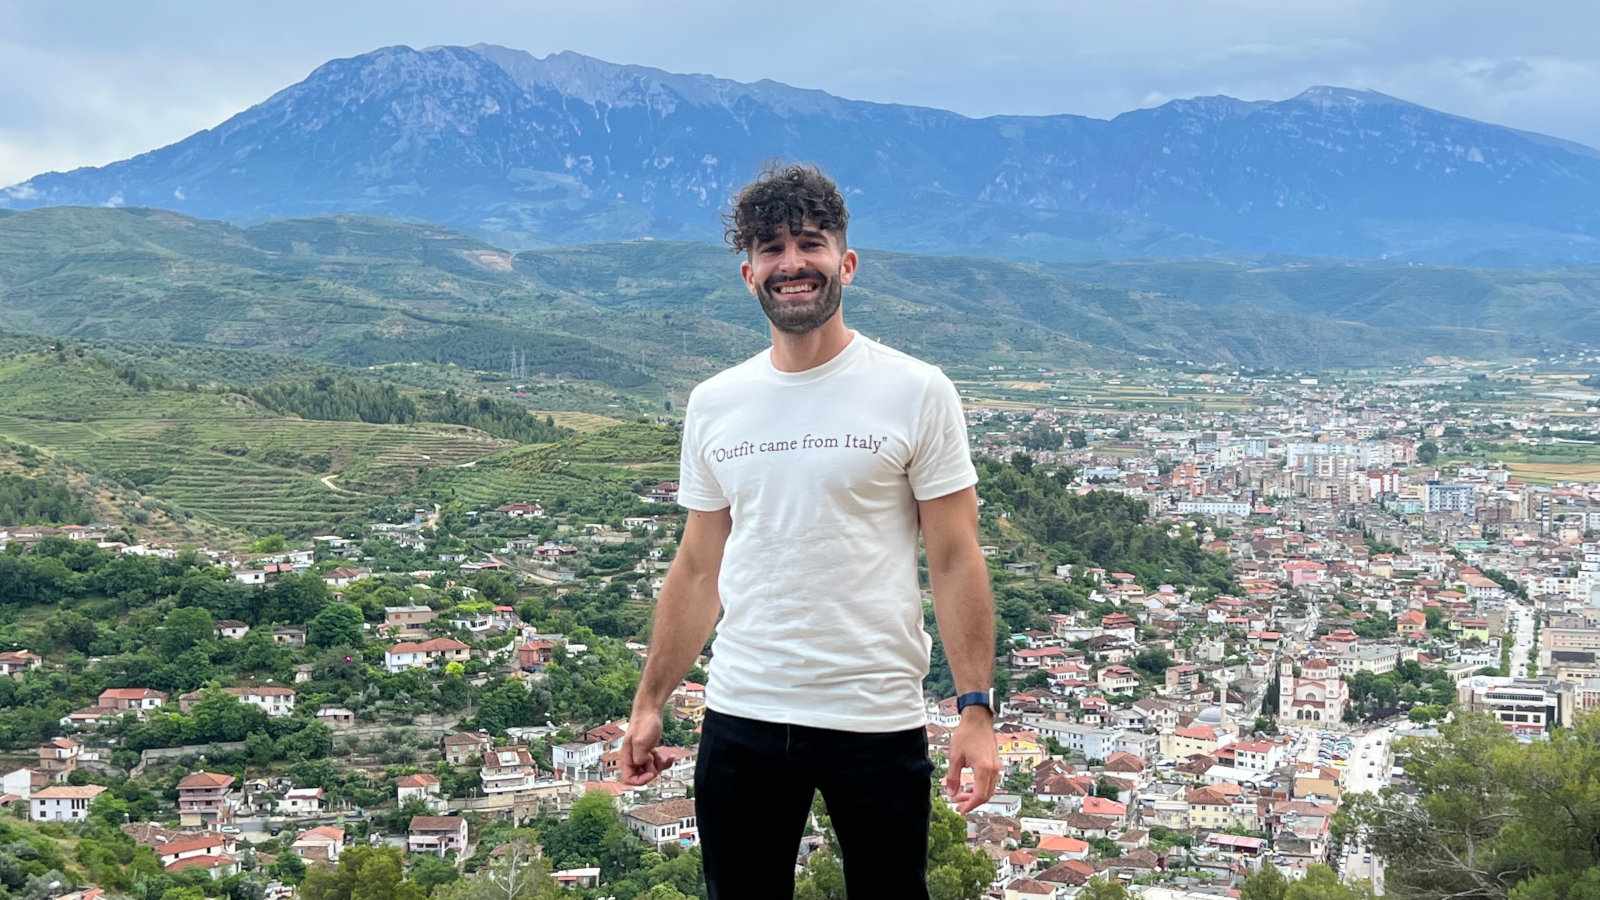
756,267,842,335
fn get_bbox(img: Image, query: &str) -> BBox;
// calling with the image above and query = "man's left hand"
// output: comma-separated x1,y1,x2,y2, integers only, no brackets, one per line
943,710,999,814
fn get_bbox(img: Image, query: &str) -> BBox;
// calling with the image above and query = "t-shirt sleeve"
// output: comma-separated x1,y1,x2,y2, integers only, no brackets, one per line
676,390,730,511
908,371,978,501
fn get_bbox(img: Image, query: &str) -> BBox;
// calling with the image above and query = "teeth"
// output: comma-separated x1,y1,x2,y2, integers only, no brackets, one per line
778,284,815,294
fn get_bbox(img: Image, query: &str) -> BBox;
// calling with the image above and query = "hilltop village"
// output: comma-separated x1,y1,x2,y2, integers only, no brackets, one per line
3,366,1600,900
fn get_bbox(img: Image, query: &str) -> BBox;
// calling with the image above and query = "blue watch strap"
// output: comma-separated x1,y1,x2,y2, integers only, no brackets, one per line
955,690,993,714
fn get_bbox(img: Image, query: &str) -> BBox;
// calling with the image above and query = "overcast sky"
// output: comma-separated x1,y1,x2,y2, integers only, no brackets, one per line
3,0,1597,187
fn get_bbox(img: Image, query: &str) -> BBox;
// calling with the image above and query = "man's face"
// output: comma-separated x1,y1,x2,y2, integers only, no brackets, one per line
741,223,857,335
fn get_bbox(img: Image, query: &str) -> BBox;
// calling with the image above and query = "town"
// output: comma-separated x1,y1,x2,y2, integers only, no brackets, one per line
3,361,1600,900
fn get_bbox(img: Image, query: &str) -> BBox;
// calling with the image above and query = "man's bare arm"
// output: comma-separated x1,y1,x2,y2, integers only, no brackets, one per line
921,487,995,696
920,485,1000,812
634,507,732,711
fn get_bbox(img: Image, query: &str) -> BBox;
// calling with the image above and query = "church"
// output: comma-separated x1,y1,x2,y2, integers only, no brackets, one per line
1277,657,1348,724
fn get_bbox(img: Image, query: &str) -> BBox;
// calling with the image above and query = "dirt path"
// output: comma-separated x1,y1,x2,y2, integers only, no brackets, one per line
319,474,363,495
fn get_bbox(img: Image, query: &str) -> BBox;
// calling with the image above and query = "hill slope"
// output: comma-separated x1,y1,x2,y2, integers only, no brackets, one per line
4,45,1600,264
2,209,1599,373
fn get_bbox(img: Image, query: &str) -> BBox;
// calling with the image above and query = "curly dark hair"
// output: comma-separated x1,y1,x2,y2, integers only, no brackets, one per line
722,162,849,254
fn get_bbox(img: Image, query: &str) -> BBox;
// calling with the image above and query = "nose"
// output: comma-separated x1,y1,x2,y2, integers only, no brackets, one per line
778,243,804,273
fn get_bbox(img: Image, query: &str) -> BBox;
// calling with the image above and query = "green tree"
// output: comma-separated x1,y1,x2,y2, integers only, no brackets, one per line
301,846,424,900
407,854,459,895
1080,877,1130,900
309,603,364,649
160,607,215,656
1285,864,1372,900
1418,441,1440,464
1341,712,1600,900
1241,860,1289,900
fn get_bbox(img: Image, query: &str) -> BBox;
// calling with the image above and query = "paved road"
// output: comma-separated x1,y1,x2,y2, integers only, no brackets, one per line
1509,599,1536,677
1339,724,1395,894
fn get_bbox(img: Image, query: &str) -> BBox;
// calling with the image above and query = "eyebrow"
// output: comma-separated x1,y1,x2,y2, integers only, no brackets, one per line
757,229,830,249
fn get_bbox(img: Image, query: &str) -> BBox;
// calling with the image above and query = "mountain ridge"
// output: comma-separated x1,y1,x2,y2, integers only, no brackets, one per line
1,207,1597,378
5,44,1600,264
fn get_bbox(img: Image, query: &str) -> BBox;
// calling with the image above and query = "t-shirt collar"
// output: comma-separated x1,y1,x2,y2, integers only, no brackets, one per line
762,330,865,385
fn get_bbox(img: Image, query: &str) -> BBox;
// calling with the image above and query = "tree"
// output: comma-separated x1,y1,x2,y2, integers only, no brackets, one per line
309,603,364,649
160,607,215,656
1241,860,1289,900
1080,877,1130,900
1340,712,1600,900
407,854,459,895
926,792,995,899
1285,864,1372,900
1068,430,1088,449
301,846,424,900
1418,441,1440,464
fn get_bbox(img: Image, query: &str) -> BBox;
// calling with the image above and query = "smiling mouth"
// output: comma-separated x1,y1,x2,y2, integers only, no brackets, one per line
772,280,819,296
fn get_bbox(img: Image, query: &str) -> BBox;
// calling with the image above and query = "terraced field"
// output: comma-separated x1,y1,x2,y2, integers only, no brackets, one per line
422,423,678,508
0,354,512,534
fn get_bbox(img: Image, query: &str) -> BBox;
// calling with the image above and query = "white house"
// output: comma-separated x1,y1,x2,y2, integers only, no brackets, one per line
396,774,445,812
385,638,470,673
623,798,699,848
30,785,106,822
280,787,325,815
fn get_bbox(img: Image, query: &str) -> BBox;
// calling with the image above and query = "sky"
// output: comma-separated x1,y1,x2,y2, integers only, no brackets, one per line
3,0,1598,187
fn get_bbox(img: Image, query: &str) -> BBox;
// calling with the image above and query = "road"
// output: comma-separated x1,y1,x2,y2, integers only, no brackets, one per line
1509,599,1536,677
1339,724,1396,894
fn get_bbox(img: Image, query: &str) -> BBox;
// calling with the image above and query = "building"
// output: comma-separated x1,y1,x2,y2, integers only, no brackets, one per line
31,785,106,822
385,638,470,673
281,787,325,815
293,826,346,863
384,606,437,634
98,687,167,714
1277,658,1348,724
1457,675,1560,735
37,737,80,783
177,771,236,827
408,816,468,857
517,640,558,672
396,774,445,812
214,621,250,641
624,798,699,848
442,731,493,766
553,741,606,781
480,747,539,795
1164,664,1201,695
1425,481,1476,517
0,649,42,676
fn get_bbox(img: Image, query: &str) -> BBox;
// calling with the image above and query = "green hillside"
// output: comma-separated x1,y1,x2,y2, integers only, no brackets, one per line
420,422,679,510
6,208,1597,382
0,351,512,537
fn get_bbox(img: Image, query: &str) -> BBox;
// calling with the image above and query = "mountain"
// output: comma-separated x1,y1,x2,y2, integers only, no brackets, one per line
0,208,1595,376
5,45,1600,265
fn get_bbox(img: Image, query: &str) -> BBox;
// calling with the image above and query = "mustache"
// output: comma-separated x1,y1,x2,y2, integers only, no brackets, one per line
765,269,829,289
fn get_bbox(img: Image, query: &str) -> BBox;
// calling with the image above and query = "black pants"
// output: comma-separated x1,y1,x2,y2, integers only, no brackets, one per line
693,707,935,898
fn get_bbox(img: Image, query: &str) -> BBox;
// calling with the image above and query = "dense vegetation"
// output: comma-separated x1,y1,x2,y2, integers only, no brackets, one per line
1343,660,1456,722
250,376,571,442
1342,712,1600,900
0,473,92,524
977,456,1237,593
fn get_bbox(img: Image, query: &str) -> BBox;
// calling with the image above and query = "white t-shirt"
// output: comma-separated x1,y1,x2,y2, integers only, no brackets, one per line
676,331,978,732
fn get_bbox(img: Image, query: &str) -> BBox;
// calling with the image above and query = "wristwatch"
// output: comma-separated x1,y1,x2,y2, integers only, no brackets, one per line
955,689,995,717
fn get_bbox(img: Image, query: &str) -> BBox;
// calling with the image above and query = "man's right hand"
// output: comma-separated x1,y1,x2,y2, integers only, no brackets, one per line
621,710,670,785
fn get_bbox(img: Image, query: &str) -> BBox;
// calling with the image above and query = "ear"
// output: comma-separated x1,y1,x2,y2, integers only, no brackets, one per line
740,258,757,295
838,248,858,286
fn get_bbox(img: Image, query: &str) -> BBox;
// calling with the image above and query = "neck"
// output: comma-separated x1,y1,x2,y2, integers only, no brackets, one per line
769,314,854,373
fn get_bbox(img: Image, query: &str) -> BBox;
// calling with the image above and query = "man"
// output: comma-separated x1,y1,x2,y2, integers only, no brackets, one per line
621,164,999,897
